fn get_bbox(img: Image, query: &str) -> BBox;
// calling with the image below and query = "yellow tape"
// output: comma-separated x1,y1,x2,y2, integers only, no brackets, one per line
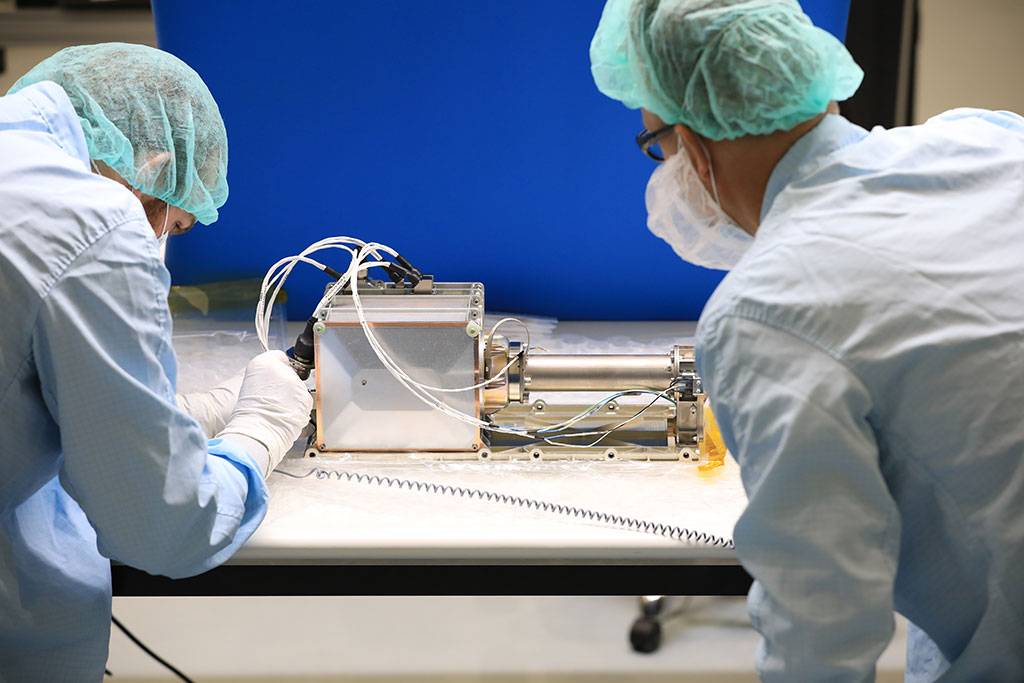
698,398,728,475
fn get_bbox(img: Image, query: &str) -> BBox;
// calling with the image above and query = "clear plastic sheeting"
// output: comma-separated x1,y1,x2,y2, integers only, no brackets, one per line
243,453,744,560
171,279,287,393
171,312,745,554
484,311,558,344
172,330,263,394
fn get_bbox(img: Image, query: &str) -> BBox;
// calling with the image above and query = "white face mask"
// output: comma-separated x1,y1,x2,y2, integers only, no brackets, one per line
645,135,753,271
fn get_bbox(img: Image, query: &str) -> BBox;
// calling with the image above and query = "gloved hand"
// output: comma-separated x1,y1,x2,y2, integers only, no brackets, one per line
176,369,245,438
217,351,313,477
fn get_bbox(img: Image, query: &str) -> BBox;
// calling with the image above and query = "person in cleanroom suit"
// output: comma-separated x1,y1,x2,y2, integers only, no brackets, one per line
591,0,1024,679
0,43,312,680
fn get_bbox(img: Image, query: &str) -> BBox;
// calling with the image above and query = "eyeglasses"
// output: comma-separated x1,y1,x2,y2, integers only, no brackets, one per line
636,125,675,162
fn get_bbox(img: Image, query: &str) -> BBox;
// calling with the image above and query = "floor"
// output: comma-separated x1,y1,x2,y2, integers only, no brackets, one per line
107,596,908,681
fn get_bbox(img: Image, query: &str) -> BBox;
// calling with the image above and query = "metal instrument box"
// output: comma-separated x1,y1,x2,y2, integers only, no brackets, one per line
314,282,484,453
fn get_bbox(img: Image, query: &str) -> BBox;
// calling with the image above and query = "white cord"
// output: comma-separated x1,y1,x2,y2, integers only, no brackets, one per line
486,317,531,356
534,386,679,436
255,237,381,351
539,385,681,449
345,245,527,436
254,237,680,442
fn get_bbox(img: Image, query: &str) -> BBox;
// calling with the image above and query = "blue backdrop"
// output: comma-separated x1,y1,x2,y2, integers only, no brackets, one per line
154,1,850,321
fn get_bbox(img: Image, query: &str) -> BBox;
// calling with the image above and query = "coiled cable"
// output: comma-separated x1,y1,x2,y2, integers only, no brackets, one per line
278,467,734,548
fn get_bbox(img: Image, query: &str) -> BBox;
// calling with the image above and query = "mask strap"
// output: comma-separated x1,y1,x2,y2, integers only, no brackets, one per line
157,204,170,261
160,202,170,237
675,132,723,206
697,139,723,206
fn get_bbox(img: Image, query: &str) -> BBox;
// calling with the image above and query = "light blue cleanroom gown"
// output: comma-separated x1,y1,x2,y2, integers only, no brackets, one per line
0,81,268,681
696,111,1024,681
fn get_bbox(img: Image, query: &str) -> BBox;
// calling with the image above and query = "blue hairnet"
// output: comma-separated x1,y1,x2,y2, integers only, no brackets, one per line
590,0,864,140
9,43,228,225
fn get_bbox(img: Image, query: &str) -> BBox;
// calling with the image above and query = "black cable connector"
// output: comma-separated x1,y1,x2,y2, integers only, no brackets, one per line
287,251,424,381
286,317,317,380
321,265,344,281
386,252,422,286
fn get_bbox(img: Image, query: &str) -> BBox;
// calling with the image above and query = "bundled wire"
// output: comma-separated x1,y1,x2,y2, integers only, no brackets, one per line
259,237,731,551
254,237,679,441
538,382,684,449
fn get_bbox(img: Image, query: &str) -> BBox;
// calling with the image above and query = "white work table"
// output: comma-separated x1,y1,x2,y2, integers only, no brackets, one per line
114,319,752,596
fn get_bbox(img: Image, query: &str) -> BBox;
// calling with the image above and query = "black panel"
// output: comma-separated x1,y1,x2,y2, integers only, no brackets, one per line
113,564,753,597
843,0,919,128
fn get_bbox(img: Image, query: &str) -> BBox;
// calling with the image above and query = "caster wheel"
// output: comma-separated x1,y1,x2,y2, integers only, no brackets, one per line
629,616,662,654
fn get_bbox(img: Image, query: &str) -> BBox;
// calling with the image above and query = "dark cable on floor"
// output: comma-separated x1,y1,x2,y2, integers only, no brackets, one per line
111,615,194,683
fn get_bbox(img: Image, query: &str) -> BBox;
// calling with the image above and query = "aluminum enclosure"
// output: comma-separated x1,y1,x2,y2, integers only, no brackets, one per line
314,282,484,453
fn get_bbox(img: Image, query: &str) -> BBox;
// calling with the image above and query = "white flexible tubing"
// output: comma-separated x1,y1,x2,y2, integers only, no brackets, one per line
337,264,522,394
259,247,352,335
258,240,362,335
254,238,566,436
343,244,671,439
344,246,517,426
256,238,371,350
256,254,332,349
343,252,529,437
256,237,675,441
539,385,680,449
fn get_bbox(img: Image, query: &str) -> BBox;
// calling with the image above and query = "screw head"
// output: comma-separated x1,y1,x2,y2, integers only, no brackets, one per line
313,321,327,335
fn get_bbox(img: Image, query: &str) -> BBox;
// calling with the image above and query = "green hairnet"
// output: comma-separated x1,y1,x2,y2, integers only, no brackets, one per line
9,42,228,225
590,0,864,140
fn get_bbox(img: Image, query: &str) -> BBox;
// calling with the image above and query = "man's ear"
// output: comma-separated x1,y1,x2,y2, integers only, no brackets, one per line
674,124,711,185
135,151,173,191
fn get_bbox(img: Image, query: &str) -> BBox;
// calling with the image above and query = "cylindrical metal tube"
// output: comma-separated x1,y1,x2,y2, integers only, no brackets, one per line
524,354,674,392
